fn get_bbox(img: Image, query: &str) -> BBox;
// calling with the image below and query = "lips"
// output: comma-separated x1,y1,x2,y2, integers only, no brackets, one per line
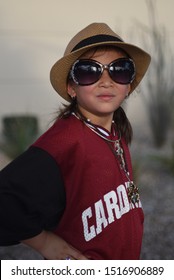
97,94,115,101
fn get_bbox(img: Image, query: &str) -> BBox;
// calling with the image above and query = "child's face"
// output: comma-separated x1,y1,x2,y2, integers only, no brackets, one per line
68,48,131,122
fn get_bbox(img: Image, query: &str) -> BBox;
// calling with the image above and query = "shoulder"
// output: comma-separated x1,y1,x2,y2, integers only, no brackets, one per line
34,115,80,141
32,115,85,156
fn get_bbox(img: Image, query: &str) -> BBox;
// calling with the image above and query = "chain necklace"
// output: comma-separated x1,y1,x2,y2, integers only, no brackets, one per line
72,112,140,204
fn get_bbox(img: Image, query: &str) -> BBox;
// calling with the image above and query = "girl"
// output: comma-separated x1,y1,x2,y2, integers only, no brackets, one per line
0,22,151,259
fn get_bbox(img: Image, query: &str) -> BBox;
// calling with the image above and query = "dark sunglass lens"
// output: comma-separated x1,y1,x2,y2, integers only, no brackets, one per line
73,61,101,85
110,59,135,84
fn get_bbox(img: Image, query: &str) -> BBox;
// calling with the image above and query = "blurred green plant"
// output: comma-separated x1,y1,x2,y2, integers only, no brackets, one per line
132,158,141,185
137,0,174,147
0,115,39,159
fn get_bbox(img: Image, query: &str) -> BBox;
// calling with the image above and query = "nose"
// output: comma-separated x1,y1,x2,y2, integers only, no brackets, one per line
99,67,113,86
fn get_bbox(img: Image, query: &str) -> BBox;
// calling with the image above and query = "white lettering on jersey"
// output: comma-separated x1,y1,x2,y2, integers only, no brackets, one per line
82,207,96,241
95,199,108,235
104,190,121,223
82,182,142,242
117,184,130,215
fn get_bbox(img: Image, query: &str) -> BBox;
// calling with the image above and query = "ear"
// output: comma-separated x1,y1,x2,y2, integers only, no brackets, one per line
126,84,131,97
67,82,76,98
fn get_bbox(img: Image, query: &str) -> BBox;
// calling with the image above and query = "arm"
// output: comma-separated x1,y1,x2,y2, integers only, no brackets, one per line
0,147,65,245
0,147,88,259
22,231,88,260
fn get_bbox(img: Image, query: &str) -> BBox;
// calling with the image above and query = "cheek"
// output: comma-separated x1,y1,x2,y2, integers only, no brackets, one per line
75,87,98,109
75,85,93,99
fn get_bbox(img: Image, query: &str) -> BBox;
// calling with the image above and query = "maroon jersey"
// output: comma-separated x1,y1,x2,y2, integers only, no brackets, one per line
33,115,144,259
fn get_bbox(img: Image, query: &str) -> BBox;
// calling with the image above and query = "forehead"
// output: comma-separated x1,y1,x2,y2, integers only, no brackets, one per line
79,46,128,60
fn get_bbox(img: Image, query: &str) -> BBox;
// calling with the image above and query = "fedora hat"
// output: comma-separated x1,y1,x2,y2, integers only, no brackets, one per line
50,22,151,101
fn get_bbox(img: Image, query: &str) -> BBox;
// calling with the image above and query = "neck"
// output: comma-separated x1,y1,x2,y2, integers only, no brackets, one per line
77,107,114,132
85,115,113,132
95,117,113,132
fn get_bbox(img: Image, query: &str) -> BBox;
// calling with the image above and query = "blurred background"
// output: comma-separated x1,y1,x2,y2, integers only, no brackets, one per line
0,0,174,259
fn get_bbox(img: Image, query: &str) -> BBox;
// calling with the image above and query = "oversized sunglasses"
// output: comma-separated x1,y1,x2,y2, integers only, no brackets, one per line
69,58,136,86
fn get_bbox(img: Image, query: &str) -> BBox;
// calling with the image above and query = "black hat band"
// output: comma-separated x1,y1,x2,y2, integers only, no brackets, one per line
71,34,123,52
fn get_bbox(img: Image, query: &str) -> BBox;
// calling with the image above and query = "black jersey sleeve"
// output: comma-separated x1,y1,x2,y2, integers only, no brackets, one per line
0,146,65,246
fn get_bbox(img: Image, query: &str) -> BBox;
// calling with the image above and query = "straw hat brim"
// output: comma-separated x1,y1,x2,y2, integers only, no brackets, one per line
50,41,151,101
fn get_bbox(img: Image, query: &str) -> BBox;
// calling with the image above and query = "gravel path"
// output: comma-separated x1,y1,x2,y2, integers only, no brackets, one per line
131,134,174,260
140,161,174,259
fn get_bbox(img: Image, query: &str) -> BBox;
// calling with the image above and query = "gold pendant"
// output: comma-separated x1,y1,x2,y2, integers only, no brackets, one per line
127,182,140,204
